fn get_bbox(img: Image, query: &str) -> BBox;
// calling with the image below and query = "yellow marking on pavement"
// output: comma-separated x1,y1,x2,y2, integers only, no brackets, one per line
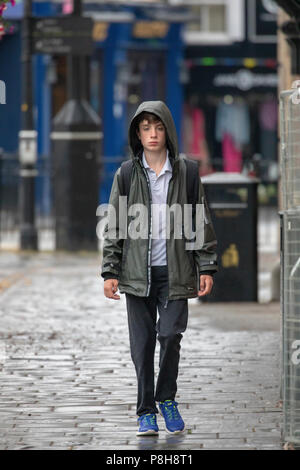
0,266,52,293
0,273,26,292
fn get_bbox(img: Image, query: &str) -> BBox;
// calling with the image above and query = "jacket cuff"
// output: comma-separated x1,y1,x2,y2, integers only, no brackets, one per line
102,272,119,281
200,270,216,277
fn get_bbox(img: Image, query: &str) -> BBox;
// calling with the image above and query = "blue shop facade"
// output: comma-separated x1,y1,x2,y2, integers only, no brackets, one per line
0,1,186,210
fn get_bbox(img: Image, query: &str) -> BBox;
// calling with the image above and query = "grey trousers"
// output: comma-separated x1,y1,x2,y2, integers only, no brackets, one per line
125,265,188,416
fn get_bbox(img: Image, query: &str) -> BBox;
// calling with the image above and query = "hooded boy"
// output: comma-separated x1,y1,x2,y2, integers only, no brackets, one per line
101,101,218,436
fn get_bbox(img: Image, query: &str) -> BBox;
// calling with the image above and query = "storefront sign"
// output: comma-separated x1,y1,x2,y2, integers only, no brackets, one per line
133,21,169,39
213,69,278,91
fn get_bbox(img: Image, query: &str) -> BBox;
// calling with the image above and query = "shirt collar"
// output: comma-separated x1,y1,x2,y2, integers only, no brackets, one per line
142,150,172,174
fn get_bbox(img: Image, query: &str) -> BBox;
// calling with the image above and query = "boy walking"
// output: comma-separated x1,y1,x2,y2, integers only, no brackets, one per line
101,101,218,436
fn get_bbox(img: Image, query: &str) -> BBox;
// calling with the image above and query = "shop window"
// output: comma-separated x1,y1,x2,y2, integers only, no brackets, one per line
182,92,278,187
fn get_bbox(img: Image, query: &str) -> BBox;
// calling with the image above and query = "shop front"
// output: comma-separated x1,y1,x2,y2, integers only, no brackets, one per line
182,61,278,178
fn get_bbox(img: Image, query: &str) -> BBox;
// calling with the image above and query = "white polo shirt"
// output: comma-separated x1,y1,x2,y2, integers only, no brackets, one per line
142,150,173,266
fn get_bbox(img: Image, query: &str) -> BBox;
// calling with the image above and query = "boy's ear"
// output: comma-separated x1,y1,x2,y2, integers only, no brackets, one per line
136,128,140,140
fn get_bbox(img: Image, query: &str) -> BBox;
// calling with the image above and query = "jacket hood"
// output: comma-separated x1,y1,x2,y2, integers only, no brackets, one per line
128,101,179,162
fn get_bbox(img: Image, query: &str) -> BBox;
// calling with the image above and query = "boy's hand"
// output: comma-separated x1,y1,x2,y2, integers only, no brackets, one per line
104,279,120,300
198,275,213,297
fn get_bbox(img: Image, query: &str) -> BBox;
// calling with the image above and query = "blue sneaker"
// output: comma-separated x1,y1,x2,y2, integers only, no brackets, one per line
159,400,185,434
136,413,159,436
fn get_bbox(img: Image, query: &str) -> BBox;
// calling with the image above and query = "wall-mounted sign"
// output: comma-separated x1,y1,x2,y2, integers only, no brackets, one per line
132,21,169,39
32,17,93,55
92,22,109,42
248,0,278,43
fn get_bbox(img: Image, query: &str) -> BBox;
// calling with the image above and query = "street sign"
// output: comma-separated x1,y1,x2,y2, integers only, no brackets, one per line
31,16,94,55
19,130,37,165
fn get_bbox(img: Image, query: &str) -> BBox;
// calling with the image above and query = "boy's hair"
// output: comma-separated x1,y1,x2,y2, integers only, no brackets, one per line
130,110,170,157
135,111,164,130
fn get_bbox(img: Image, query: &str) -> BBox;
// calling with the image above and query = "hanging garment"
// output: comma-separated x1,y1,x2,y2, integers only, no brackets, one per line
258,98,278,180
259,98,277,132
222,133,242,173
215,101,250,147
182,105,213,175
191,108,213,175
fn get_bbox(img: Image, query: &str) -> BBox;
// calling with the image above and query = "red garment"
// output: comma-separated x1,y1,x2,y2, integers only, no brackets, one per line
222,133,242,173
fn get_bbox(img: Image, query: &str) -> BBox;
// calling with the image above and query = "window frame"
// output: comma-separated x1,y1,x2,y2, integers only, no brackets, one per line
169,0,245,45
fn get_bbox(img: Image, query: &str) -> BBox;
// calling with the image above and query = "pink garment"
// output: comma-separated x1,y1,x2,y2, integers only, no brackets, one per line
222,133,242,173
182,105,213,176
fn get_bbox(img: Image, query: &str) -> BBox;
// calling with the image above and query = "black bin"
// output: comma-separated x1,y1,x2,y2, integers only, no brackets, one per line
201,172,259,302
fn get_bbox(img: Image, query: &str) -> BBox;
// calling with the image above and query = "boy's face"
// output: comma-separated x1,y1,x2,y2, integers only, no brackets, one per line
137,119,167,154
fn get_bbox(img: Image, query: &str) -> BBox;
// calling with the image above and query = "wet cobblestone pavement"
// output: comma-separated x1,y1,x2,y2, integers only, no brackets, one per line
0,252,282,450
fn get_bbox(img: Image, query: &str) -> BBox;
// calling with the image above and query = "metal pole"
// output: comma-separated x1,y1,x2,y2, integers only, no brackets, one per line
67,0,80,100
18,0,38,250
51,0,101,251
66,0,90,102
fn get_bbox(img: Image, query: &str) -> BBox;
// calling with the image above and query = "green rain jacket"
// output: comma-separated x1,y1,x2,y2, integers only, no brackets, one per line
101,101,218,300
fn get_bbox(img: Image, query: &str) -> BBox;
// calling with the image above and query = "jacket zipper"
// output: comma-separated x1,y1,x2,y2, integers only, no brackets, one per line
164,172,174,308
140,162,153,297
